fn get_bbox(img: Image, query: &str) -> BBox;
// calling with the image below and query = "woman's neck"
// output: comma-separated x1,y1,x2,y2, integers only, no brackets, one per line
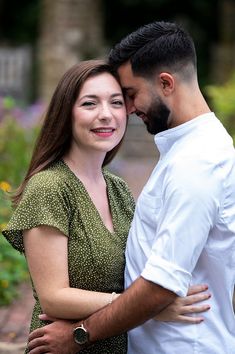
63,149,105,184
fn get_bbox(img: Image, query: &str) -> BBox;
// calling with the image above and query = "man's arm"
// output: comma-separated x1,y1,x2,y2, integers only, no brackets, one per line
28,277,176,354
84,276,176,342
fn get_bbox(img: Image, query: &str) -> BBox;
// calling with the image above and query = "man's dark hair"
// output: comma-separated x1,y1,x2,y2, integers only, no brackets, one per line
108,21,197,80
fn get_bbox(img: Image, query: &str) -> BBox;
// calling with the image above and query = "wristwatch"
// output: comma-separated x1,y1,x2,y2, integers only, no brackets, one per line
73,323,89,345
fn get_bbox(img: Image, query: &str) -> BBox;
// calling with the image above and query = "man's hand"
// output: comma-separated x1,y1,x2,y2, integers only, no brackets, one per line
27,316,81,354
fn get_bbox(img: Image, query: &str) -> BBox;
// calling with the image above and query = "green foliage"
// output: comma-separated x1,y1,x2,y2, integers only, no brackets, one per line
0,98,43,306
0,188,29,306
0,118,39,187
206,73,235,141
0,204,29,306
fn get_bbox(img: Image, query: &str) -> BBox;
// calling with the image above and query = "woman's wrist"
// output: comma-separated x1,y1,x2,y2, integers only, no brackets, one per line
108,292,121,304
108,292,117,304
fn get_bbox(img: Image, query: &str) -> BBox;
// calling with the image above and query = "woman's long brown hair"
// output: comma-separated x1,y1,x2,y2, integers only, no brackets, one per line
12,60,126,207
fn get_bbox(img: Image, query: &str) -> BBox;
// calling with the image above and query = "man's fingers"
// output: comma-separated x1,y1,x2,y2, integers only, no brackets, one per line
28,348,49,354
28,328,45,342
27,336,47,351
187,284,208,296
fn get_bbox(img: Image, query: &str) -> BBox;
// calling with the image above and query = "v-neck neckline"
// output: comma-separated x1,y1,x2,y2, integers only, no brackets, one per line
59,160,116,236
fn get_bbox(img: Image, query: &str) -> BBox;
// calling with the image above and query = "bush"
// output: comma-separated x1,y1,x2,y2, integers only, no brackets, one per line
0,97,42,186
206,73,235,141
0,97,44,306
0,185,29,305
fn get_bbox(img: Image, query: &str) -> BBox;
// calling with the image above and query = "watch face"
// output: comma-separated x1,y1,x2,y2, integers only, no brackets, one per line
74,325,89,345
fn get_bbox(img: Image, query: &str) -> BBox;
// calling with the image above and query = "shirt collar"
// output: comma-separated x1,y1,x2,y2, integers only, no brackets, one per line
154,112,216,157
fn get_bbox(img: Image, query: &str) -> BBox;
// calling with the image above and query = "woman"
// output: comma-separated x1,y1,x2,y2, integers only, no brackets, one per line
2,60,210,354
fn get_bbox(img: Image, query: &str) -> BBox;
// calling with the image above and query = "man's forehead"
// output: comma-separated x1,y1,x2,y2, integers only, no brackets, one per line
117,62,132,79
117,62,138,89
117,62,152,92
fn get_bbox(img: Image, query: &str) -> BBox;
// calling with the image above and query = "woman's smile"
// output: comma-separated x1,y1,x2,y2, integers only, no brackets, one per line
91,127,116,138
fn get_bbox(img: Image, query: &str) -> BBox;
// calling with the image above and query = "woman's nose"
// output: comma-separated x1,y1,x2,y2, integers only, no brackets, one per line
99,103,113,120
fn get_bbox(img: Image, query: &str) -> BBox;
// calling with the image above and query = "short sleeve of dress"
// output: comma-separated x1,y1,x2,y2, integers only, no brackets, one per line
2,171,70,253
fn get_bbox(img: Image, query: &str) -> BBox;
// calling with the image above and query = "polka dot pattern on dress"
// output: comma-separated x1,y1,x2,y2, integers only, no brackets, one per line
2,160,135,354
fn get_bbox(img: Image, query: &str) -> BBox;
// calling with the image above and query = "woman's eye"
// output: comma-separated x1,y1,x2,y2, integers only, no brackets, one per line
81,101,96,107
112,100,124,106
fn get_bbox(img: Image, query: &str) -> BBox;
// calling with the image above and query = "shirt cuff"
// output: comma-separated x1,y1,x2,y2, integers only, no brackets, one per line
141,255,191,297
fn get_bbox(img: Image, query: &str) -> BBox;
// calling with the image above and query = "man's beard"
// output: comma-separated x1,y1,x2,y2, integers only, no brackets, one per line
145,97,170,135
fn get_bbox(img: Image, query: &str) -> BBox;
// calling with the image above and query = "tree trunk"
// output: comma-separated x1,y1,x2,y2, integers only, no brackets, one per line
210,0,235,83
38,0,104,102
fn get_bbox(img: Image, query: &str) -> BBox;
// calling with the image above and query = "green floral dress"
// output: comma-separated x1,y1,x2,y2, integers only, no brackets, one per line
2,160,135,354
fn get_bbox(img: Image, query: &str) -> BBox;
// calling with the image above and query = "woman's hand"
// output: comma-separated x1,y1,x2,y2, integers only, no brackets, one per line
154,284,211,324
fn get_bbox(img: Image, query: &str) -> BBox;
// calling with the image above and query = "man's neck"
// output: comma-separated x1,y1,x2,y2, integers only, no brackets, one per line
169,84,211,128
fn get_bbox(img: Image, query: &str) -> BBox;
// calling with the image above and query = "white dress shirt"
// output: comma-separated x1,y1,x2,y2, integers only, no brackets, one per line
125,113,235,354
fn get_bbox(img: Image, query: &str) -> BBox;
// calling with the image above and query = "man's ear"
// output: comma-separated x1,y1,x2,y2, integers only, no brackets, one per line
159,73,174,95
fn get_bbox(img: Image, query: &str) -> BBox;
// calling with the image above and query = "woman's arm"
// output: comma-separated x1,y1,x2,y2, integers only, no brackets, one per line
23,225,119,320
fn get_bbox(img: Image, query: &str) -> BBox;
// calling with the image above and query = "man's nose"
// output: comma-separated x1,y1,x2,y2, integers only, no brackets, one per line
126,98,136,115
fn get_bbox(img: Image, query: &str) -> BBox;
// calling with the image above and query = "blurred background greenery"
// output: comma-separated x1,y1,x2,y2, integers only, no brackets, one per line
0,0,235,305
0,98,41,305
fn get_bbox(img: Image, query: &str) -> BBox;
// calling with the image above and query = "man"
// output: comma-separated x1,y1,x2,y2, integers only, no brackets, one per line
28,21,235,354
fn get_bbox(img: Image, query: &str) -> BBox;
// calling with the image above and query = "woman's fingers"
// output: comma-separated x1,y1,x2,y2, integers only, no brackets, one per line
180,304,211,314
187,284,208,296
181,291,211,306
153,284,212,323
177,315,204,324
39,313,57,322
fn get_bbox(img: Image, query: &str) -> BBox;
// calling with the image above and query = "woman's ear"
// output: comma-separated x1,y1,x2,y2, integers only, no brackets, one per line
159,72,174,95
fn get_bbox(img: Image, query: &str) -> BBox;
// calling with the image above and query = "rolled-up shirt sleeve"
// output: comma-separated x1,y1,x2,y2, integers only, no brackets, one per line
141,158,223,296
